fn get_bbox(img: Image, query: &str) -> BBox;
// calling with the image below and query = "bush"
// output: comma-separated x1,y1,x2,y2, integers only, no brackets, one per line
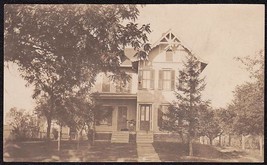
52,128,58,140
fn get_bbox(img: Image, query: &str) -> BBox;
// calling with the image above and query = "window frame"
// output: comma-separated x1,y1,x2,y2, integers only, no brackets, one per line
96,106,113,126
166,49,173,62
102,74,111,92
138,69,155,90
158,69,175,91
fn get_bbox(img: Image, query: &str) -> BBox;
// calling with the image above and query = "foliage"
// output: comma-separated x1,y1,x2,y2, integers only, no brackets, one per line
216,107,237,135
6,107,39,141
4,4,151,138
161,54,209,155
199,108,222,145
52,128,58,140
231,50,264,136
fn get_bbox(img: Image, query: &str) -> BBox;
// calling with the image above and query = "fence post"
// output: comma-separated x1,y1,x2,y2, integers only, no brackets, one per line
241,134,245,150
259,134,263,156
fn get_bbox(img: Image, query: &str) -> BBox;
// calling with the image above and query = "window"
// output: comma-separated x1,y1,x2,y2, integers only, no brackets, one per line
139,60,150,68
166,49,173,61
140,104,151,122
96,106,113,126
102,75,110,92
115,77,132,93
138,70,154,89
158,70,175,90
158,105,169,129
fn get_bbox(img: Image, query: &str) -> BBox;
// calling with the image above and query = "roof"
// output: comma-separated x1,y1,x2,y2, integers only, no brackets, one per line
120,48,138,66
119,30,208,68
151,29,208,65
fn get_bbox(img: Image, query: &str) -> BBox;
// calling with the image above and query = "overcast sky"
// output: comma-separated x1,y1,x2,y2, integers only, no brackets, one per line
4,4,264,118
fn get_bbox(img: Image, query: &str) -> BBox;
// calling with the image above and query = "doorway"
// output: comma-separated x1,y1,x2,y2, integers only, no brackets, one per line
140,104,151,131
117,106,128,131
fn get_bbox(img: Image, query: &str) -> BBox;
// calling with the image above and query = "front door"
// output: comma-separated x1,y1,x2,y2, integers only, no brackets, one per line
140,104,151,131
117,106,128,131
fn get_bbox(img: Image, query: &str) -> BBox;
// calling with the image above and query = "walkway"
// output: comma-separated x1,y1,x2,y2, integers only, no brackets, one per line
137,143,161,162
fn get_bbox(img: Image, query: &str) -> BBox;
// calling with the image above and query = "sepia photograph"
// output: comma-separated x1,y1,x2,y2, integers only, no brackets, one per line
3,4,264,162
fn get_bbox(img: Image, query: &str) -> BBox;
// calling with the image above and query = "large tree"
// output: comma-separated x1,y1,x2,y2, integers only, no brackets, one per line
162,54,209,156
4,4,151,138
232,50,264,154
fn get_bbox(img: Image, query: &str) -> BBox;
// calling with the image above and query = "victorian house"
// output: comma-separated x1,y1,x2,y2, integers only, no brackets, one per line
92,29,208,143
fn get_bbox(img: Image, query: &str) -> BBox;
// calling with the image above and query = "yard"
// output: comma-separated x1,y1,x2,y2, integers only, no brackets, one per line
4,140,138,162
153,142,264,162
4,140,263,162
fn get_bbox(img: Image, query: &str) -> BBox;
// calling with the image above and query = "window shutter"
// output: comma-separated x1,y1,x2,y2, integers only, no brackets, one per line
150,70,155,89
138,70,143,89
107,107,113,126
158,106,163,129
128,76,132,93
171,70,175,90
158,70,163,90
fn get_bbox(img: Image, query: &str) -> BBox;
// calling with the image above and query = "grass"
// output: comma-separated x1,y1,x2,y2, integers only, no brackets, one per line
4,140,138,162
153,142,264,162
4,140,263,162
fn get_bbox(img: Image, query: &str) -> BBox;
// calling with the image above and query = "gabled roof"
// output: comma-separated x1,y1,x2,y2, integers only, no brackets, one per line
151,29,181,49
119,30,208,70
120,48,138,67
151,29,208,65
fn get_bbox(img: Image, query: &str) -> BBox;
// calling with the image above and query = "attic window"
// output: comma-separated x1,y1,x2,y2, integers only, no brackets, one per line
166,49,173,62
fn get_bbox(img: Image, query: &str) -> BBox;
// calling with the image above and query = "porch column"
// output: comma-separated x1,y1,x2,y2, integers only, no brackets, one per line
136,103,139,131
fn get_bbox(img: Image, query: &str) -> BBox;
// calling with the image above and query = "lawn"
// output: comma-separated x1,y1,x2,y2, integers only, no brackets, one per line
4,140,138,162
153,142,264,162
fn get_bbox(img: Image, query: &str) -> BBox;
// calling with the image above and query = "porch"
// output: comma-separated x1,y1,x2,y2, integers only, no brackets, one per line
94,94,157,143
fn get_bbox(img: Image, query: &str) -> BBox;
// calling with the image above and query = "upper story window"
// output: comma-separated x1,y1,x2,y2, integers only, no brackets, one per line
102,75,111,92
158,70,175,90
166,49,173,62
139,60,150,68
138,70,155,90
115,78,132,93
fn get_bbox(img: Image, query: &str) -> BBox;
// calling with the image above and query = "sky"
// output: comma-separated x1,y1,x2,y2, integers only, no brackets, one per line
4,4,265,120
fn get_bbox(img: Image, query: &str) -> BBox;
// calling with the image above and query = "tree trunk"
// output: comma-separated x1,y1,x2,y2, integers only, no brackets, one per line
179,132,185,143
58,125,62,151
228,134,231,146
188,136,193,156
241,134,245,150
77,131,80,150
92,120,96,145
259,134,263,156
209,137,213,145
46,117,52,140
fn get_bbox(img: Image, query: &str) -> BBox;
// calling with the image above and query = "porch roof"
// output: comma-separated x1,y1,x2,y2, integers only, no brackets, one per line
94,93,137,100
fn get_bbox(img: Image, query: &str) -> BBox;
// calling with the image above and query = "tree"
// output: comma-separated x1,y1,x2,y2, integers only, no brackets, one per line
216,106,237,146
6,107,39,141
162,54,209,156
199,108,222,146
4,4,151,139
232,50,264,154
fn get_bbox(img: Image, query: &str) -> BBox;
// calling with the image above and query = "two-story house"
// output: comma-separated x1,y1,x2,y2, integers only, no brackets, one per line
92,29,208,143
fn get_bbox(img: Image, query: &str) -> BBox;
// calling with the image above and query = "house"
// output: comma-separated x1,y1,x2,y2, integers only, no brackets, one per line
92,29,208,143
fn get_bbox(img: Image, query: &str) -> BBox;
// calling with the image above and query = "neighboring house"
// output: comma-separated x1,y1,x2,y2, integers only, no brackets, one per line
92,29,208,143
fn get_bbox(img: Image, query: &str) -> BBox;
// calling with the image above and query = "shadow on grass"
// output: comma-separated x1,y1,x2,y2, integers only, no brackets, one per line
153,142,249,162
4,140,138,162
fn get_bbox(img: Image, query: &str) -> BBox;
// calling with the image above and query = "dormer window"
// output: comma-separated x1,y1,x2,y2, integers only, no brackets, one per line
166,49,173,62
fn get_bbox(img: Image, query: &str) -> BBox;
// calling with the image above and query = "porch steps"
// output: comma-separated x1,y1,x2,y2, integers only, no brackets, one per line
136,132,154,143
111,131,129,143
